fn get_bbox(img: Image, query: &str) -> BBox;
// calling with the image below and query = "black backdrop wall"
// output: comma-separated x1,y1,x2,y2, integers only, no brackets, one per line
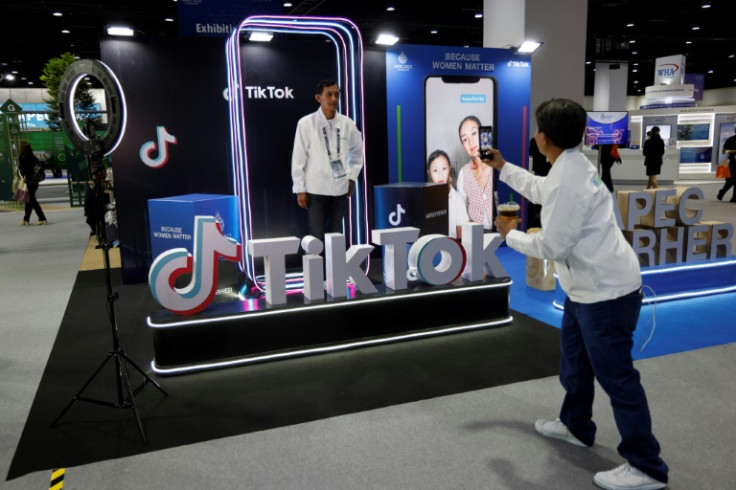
101,37,387,284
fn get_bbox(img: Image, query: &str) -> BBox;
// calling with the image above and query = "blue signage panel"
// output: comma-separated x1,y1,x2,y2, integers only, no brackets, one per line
385,44,531,206
148,193,240,259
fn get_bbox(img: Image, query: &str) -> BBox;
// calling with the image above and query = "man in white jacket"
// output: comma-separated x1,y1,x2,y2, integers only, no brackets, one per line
485,98,668,490
291,79,363,242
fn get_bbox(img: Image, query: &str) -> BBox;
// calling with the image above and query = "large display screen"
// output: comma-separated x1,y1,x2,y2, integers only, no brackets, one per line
424,75,496,176
584,111,629,145
679,146,712,163
677,122,711,141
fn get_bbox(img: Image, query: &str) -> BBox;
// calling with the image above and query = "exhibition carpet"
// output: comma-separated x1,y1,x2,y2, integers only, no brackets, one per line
7,269,562,480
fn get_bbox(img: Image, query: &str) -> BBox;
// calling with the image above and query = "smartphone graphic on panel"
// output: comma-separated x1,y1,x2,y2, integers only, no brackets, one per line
424,75,496,181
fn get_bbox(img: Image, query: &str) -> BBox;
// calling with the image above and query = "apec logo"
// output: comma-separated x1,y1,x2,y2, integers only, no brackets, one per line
140,126,178,168
149,215,241,315
243,86,294,99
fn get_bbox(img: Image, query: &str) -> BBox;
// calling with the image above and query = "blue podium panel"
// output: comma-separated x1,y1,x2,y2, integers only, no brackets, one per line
148,193,240,259
374,182,448,236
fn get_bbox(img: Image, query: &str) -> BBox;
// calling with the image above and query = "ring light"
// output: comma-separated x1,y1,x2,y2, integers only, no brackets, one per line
58,59,127,156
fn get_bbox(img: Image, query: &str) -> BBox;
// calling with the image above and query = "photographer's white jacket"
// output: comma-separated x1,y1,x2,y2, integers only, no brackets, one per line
500,147,641,304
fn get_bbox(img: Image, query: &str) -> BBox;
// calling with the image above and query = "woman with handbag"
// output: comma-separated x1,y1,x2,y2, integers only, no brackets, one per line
18,141,47,226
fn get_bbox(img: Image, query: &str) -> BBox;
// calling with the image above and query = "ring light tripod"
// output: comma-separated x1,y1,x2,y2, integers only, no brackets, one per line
50,59,166,444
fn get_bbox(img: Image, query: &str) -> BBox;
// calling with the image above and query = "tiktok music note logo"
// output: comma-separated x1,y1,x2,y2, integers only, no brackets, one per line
149,216,241,316
389,203,406,226
140,126,178,168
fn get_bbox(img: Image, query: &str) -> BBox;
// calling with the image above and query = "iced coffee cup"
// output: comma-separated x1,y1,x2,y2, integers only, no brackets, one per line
498,201,520,221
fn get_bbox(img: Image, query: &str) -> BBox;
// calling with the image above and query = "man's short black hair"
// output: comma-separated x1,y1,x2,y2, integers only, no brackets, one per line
535,98,587,149
316,79,338,95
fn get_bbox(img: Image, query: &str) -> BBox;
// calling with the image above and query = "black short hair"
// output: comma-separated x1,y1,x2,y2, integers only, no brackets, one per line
535,98,586,149
316,79,338,95
426,149,450,169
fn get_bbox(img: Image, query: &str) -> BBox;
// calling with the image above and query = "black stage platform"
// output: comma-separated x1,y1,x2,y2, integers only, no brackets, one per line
8,269,561,481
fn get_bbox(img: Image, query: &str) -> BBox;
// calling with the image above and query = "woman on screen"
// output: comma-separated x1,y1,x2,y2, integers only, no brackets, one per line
456,115,494,230
427,149,469,238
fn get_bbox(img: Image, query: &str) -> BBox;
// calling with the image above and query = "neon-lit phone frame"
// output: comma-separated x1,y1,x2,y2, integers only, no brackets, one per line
225,16,369,293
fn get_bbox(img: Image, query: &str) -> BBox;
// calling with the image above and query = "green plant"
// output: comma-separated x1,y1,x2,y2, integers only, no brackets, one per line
40,52,95,131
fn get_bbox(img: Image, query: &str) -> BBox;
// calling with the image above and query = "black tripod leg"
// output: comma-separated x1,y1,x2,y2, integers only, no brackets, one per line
119,358,148,445
51,353,114,428
121,352,168,396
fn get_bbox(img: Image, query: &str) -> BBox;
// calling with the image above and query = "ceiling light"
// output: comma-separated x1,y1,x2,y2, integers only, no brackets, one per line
165,18,174,22
4,74,15,81
376,33,399,45
249,31,273,42
729,54,735,59
708,70,714,74
586,61,591,65
701,2,711,8
632,69,638,73
283,2,293,7
626,23,634,27
686,41,693,44
430,29,438,34
692,26,700,30
107,26,134,36
632,51,638,55
475,12,483,19
61,29,70,34
629,39,636,44
516,40,542,54
53,12,63,17
386,3,395,11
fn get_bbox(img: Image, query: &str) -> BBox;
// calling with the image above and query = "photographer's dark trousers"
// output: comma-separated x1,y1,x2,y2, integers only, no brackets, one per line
307,193,347,243
558,289,669,484
23,181,46,222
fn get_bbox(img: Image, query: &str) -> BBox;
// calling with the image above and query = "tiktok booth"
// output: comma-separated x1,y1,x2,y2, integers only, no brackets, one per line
95,15,535,375
98,16,734,376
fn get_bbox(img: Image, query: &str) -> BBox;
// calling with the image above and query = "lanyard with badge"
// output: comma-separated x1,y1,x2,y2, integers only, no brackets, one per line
323,126,346,180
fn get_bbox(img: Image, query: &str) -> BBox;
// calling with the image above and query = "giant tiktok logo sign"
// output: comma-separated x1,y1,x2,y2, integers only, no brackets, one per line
149,216,507,316
149,216,241,315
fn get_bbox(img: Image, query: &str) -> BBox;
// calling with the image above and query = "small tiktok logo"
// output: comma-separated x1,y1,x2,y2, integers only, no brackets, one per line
149,215,241,316
140,126,178,168
389,203,406,226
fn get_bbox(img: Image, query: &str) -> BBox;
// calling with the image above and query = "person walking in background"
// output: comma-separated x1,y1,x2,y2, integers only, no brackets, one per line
18,141,47,226
291,79,364,242
643,127,665,189
599,143,621,193
484,98,669,490
717,124,736,202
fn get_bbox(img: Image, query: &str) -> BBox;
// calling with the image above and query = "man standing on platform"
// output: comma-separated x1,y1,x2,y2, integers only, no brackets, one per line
484,98,669,490
291,79,364,242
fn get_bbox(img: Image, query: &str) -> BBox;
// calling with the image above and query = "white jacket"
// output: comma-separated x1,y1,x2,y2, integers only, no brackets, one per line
501,148,641,303
291,108,363,196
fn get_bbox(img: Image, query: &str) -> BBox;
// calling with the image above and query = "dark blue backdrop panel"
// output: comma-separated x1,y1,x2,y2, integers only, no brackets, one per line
101,37,232,284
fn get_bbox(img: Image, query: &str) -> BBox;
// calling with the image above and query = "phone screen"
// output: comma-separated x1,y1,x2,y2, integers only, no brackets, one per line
479,125,493,158
424,75,496,176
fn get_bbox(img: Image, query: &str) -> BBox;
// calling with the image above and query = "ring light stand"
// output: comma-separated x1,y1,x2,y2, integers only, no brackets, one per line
50,59,166,444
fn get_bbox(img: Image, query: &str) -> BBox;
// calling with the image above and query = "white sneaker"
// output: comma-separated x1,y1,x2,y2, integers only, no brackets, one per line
594,463,667,490
534,418,590,447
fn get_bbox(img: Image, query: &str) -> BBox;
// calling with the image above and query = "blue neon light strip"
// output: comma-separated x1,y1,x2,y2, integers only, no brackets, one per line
225,16,369,291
